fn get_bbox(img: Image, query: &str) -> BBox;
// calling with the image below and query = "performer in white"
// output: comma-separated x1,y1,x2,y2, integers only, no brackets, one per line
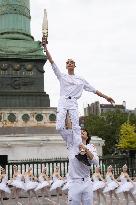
60,113,99,205
116,164,136,205
92,166,106,205
131,177,136,195
50,166,65,205
43,39,115,150
24,167,40,205
10,165,25,205
103,165,120,205
35,167,52,204
0,167,11,205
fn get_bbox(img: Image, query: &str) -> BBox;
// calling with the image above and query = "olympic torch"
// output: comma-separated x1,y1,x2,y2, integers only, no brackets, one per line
42,9,48,49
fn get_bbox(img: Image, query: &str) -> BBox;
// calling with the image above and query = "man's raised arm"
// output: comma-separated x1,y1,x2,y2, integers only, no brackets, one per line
44,43,54,65
42,37,61,80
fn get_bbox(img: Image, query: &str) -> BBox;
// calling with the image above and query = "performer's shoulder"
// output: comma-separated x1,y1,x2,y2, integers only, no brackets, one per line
73,74,85,81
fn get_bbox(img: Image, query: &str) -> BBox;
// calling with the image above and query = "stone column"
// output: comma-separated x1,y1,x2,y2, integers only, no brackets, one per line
0,0,32,40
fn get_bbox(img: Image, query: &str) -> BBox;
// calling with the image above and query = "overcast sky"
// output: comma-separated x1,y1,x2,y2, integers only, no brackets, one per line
30,0,136,115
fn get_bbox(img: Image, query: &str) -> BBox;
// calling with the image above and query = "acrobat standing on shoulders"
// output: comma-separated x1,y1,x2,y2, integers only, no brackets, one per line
42,37,115,147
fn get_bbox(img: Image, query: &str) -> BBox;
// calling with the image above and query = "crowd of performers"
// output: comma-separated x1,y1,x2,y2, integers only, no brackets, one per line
0,164,136,205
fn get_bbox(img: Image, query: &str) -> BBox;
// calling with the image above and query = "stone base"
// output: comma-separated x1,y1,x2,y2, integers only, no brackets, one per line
0,133,68,160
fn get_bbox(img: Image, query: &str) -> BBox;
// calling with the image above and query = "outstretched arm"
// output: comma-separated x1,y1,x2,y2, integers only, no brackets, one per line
95,90,115,105
83,79,115,105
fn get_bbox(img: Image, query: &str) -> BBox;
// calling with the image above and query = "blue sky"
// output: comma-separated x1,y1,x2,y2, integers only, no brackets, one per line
31,0,136,115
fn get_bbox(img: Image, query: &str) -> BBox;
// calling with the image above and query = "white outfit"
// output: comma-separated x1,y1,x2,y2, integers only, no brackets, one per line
11,174,25,190
24,175,38,191
60,129,99,205
62,174,69,192
0,175,11,193
62,181,69,192
35,175,50,191
52,63,96,145
92,175,105,191
116,175,134,193
131,181,136,195
50,175,65,191
103,175,118,193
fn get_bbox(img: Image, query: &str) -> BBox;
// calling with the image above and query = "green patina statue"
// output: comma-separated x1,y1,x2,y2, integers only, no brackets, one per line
0,0,44,59
0,0,50,107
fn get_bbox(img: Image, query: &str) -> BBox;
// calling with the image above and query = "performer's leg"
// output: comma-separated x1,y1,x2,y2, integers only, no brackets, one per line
129,191,136,203
42,187,56,204
27,190,32,205
113,190,120,204
16,188,22,204
123,191,129,205
56,187,61,205
109,191,112,205
68,182,82,205
56,109,67,131
0,191,4,205
82,181,93,205
96,190,100,205
100,190,107,204
14,188,19,204
59,110,73,145
69,109,82,145
32,190,41,205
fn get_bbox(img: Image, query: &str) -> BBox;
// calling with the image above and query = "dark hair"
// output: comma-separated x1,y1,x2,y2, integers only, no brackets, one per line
81,128,91,145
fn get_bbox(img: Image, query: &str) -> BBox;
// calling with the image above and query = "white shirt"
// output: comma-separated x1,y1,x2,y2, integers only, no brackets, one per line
52,63,96,100
60,129,99,179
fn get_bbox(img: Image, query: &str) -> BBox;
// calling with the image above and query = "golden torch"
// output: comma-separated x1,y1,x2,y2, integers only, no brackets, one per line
42,9,48,48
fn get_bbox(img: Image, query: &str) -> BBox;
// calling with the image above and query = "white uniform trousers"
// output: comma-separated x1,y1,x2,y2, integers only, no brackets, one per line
68,178,93,205
56,108,82,145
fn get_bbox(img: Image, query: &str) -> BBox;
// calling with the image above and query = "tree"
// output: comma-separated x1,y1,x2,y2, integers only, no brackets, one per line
84,110,136,155
117,122,136,150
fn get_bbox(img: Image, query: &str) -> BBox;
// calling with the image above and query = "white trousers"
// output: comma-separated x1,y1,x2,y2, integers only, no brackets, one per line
56,108,82,145
68,179,93,205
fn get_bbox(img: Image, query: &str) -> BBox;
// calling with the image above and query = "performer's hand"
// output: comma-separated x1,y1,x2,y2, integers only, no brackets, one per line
65,111,72,129
106,97,115,105
79,144,87,152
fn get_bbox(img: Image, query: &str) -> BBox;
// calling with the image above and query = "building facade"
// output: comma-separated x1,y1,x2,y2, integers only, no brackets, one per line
84,101,126,116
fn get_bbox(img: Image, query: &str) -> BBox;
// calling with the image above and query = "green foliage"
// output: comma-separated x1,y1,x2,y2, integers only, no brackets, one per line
84,110,136,155
117,122,136,150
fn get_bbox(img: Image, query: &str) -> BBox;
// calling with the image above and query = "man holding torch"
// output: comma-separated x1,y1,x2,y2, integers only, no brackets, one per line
42,9,115,162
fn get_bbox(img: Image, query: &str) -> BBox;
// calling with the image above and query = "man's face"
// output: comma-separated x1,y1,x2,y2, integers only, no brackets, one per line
13,165,17,171
123,167,127,172
107,167,112,172
55,166,59,172
81,130,88,141
66,59,76,72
